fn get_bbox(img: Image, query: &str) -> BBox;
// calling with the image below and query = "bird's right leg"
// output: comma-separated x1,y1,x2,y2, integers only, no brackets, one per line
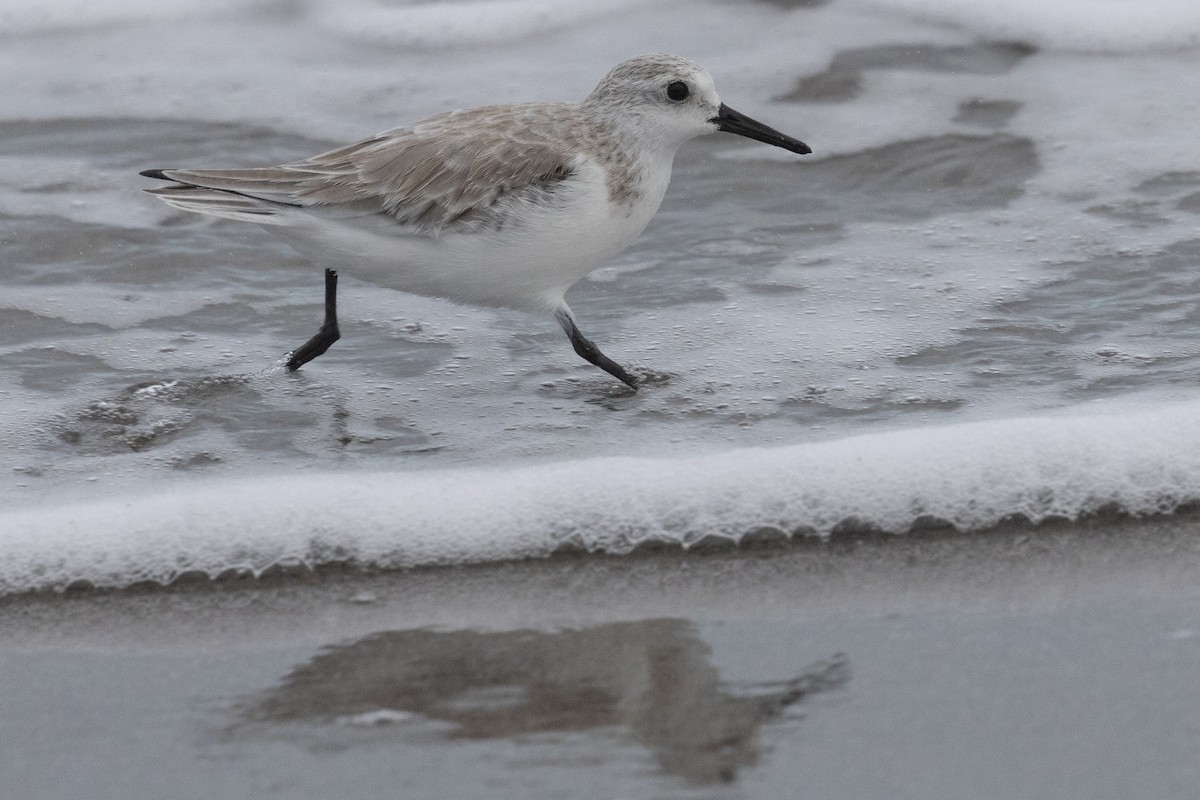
285,268,340,371
555,305,639,390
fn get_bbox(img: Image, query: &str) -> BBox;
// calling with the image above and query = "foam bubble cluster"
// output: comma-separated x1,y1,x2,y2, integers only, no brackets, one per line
861,0,1200,52
4,400,1200,595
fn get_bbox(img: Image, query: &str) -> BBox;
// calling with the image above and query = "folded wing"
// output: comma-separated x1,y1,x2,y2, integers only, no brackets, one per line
143,104,581,236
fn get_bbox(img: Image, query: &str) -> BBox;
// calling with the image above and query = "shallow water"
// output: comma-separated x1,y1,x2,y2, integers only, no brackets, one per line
3,1,1200,581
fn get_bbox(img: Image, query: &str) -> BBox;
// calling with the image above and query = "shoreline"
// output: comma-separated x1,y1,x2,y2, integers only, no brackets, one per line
5,511,1198,645
3,513,1199,799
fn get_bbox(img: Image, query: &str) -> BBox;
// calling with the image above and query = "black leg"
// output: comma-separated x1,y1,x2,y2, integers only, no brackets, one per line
286,269,340,371
555,308,639,390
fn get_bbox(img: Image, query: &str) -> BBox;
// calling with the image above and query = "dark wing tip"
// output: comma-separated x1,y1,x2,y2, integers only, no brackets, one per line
140,168,173,180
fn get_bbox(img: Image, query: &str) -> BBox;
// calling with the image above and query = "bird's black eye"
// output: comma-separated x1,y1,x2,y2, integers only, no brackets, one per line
666,81,690,102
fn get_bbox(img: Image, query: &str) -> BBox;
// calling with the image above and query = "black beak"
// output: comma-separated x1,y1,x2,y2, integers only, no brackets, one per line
712,103,811,155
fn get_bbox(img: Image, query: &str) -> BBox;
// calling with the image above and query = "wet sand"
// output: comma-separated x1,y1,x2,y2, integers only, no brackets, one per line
2,517,1199,799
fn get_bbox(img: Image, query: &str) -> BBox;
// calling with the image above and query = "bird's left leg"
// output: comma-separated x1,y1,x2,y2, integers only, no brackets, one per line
286,269,340,371
554,305,639,390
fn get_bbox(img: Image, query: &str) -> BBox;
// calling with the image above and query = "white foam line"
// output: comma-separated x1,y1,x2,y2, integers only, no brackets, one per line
316,0,653,49
858,0,1200,52
0,0,249,34
5,400,1200,594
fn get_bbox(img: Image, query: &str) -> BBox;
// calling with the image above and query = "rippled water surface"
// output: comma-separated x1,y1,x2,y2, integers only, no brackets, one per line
2,0,1200,568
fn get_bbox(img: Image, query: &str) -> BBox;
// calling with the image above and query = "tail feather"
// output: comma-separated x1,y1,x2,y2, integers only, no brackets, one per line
143,184,295,225
141,167,310,198
141,167,308,224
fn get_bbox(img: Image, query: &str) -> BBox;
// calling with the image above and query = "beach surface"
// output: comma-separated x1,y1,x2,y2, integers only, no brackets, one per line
4,517,1199,800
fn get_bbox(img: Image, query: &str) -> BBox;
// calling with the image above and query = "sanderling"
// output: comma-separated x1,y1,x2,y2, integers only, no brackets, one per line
141,54,809,389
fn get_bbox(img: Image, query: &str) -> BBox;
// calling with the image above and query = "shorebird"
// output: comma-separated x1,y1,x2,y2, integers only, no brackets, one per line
141,54,810,389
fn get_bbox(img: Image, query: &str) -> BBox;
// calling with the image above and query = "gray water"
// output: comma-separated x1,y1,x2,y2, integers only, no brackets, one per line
5,36,1200,505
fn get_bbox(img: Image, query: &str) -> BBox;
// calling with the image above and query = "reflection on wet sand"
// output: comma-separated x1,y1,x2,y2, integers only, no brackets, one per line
241,619,848,785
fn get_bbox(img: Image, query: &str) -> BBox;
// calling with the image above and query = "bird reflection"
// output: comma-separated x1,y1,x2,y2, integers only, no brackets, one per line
242,618,848,785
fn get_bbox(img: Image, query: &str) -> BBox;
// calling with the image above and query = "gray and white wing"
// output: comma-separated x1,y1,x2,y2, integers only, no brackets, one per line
142,104,580,235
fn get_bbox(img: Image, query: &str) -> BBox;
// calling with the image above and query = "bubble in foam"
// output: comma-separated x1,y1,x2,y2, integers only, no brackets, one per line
4,398,1200,594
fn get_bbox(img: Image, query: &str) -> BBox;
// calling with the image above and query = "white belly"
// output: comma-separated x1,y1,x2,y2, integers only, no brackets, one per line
273,155,674,315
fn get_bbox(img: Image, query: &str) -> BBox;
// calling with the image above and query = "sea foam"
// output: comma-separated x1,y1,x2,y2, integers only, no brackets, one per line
4,400,1199,595
861,0,1200,52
